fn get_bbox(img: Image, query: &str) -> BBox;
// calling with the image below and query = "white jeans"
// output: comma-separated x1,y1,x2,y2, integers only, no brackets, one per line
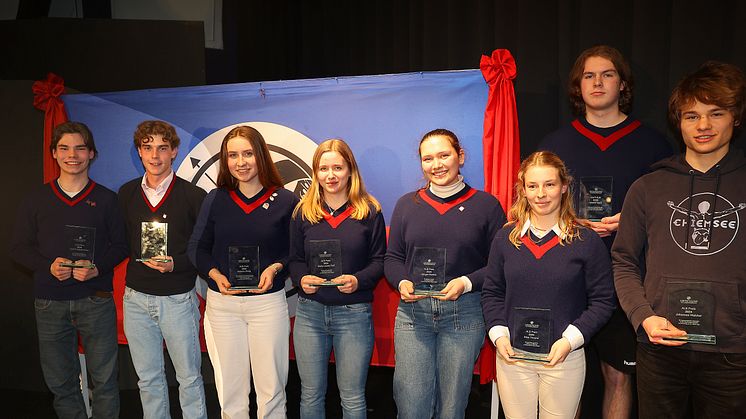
496,349,585,419
204,289,290,419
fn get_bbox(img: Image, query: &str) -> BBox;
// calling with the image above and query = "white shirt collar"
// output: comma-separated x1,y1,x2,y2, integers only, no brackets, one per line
520,219,566,240
141,171,174,207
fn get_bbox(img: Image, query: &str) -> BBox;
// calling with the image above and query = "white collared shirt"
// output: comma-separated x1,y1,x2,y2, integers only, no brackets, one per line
141,171,174,207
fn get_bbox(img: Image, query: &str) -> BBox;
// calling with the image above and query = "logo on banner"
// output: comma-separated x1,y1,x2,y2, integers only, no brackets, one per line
177,122,318,312
668,192,745,255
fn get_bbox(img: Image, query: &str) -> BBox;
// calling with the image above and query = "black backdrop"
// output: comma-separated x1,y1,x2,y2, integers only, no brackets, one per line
2,0,745,395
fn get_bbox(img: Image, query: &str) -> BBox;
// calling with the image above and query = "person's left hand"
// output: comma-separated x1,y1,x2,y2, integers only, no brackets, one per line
434,277,465,301
252,263,282,293
546,337,571,366
71,261,99,281
334,274,358,294
582,212,621,237
142,255,174,273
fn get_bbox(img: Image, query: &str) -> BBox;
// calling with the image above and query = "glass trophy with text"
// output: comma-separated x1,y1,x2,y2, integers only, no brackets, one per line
228,245,260,290
137,221,169,263
510,307,552,363
411,247,447,296
578,176,613,222
309,239,343,287
61,225,96,268
663,282,717,345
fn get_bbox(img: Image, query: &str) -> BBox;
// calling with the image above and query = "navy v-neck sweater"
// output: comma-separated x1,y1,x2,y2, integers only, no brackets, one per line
188,187,299,295
11,179,128,300
288,205,386,305
385,186,506,291
118,176,206,296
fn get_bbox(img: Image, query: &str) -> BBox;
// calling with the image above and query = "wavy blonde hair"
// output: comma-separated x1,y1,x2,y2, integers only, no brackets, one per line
293,139,381,223
508,151,580,248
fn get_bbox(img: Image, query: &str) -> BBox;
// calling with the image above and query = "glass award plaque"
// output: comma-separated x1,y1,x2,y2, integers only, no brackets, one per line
411,247,447,296
139,222,168,262
61,225,96,268
228,245,260,290
663,282,716,345
309,240,343,287
509,307,551,362
578,176,613,222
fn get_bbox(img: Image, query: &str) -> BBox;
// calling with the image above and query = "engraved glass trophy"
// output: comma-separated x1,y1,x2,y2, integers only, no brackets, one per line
411,247,447,296
510,307,552,363
663,282,717,345
228,245,260,290
578,176,614,222
309,239,343,287
137,221,169,263
60,225,96,268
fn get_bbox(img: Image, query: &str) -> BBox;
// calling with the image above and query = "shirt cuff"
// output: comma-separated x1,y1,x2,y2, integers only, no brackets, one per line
562,324,585,351
459,276,472,293
488,326,510,346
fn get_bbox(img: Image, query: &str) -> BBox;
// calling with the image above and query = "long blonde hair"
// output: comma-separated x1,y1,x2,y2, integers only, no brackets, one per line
293,139,381,223
508,151,580,248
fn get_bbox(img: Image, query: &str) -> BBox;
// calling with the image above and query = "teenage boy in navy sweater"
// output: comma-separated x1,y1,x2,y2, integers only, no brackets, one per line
118,120,207,419
613,61,746,419
540,45,672,419
11,121,128,419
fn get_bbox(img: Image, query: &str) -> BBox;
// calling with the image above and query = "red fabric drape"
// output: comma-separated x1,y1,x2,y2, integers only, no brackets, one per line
32,72,68,183
478,49,521,384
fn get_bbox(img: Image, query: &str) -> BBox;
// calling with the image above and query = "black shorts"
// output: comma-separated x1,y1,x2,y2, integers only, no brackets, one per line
591,306,637,374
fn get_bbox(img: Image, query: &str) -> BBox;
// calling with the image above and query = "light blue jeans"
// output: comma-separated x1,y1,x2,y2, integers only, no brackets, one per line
393,292,485,419
35,295,120,419
123,286,206,419
293,297,375,419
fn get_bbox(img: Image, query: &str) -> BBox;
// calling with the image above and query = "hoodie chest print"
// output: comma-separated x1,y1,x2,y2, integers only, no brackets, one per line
668,192,746,256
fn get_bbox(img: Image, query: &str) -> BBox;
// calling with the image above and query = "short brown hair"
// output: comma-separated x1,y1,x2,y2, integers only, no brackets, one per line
133,120,180,148
668,61,746,137
568,45,634,117
51,121,97,160
216,126,284,190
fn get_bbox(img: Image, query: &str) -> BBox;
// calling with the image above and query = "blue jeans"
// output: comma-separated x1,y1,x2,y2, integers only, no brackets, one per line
393,292,485,419
123,286,206,419
293,297,374,419
637,343,746,419
35,295,120,419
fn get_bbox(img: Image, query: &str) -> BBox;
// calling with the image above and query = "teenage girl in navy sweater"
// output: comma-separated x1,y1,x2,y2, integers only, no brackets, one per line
188,126,298,419
385,129,506,419
482,151,615,419
289,139,386,418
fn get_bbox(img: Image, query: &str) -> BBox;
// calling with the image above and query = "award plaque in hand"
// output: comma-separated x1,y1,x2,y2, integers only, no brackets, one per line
411,247,447,296
510,307,552,363
61,225,96,268
228,245,260,290
309,239,343,287
578,176,614,222
663,282,717,345
139,221,168,262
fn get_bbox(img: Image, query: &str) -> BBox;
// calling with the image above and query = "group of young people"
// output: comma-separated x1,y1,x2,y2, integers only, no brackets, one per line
10,45,745,419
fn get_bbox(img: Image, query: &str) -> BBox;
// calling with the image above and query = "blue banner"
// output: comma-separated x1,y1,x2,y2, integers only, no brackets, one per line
63,70,488,221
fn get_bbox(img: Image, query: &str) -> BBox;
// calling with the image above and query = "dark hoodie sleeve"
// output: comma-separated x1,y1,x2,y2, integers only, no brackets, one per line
611,178,657,331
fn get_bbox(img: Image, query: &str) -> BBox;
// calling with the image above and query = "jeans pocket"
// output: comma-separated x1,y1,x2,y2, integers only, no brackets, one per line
723,353,746,368
394,304,416,330
343,302,371,313
87,295,111,305
34,298,52,310
166,291,193,304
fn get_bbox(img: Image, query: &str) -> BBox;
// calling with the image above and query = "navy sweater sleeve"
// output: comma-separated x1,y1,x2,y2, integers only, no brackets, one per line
573,230,617,340
352,210,386,291
384,194,410,289
465,201,506,291
95,195,128,275
188,189,219,279
11,193,52,272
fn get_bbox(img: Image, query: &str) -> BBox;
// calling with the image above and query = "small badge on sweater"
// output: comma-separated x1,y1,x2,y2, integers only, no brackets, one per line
262,203,270,210
459,206,465,212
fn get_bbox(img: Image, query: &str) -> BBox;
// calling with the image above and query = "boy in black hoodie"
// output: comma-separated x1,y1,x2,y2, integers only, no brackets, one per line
612,61,746,419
